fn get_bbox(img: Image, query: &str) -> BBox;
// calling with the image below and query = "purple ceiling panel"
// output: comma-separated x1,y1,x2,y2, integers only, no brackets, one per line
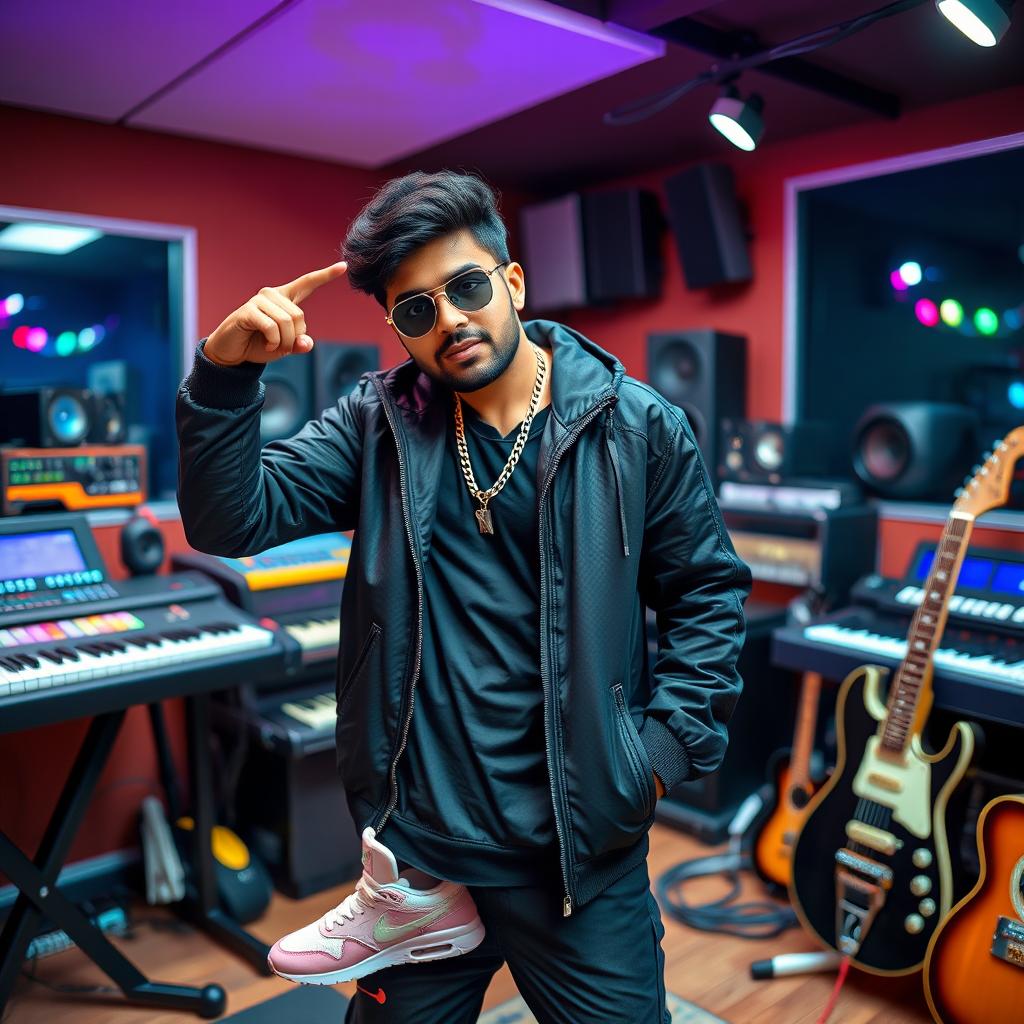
0,0,285,120
127,0,665,167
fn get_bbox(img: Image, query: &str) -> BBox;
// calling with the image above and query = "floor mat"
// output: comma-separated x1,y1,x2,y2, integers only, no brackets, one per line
478,991,727,1023
220,985,348,1021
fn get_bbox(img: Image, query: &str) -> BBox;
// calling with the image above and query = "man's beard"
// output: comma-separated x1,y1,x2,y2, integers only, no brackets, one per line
415,301,521,393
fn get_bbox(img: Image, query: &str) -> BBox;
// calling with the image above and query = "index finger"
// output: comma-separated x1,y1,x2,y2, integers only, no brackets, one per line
279,261,348,303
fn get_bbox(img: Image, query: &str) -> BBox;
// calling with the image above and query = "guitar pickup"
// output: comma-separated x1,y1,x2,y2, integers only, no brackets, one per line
845,820,903,855
835,847,894,888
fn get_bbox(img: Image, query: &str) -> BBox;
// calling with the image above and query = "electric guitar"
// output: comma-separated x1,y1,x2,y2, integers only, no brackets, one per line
752,671,826,890
923,794,1024,1023
788,428,1024,975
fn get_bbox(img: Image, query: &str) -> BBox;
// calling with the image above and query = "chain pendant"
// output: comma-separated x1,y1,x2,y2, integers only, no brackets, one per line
475,506,494,535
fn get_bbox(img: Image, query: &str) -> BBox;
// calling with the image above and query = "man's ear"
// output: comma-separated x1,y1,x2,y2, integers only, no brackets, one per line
505,261,526,311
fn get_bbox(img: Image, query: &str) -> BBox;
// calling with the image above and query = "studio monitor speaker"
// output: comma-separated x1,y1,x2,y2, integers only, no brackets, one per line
520,194,588,313
87,360,137,442
90,392,127,444
0,388,94,447
647,331,746,478
719,419,834,483
851,402,980,500
261,358,313,444
314,343,380,414
664,163,751,290
581,188,663,303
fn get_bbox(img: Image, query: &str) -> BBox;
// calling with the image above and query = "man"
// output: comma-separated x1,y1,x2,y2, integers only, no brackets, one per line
176,170,751,1023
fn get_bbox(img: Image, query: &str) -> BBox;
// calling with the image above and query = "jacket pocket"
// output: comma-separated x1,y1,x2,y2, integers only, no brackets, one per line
337,622,382,714
611,682,656,821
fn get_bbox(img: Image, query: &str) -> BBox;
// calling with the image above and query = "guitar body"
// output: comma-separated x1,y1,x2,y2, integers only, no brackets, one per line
789,664,977,975
753,751,823,890
924,795,1024,1024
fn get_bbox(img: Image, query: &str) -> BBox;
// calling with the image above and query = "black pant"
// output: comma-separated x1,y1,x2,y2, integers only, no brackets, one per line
343,857,670,1024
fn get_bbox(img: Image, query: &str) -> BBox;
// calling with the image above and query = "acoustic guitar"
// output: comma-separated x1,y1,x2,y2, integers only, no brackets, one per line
788,428,1024,975
752,671,825,890
923,794,1024,1023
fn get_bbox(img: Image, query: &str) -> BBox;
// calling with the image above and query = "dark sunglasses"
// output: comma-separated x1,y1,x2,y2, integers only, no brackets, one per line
386,261,509,339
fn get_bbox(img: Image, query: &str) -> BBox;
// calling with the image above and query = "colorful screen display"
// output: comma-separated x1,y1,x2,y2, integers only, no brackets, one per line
0,529,87,582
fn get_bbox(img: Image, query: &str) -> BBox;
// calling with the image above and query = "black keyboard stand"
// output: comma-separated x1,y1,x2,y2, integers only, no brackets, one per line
0,709,225,1018
157,694,273,973
0,693,272,1019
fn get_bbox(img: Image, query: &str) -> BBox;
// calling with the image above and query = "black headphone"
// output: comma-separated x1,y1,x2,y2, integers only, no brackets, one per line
120,507,165,577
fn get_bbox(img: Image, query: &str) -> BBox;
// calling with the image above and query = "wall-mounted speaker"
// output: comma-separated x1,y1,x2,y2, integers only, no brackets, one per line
581,188,663,303
647,331,746,478
719,419,834,484
520,194,588,313
663,163,752,290
260,358,313,444
851,402,980,500
314,343,380,414
0,388,94,447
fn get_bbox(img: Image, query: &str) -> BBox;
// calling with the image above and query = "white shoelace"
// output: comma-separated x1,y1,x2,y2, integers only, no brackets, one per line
322,875,387,929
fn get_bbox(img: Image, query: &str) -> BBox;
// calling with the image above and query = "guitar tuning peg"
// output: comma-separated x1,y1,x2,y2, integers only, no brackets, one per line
971,465,982,475
954,487,965,497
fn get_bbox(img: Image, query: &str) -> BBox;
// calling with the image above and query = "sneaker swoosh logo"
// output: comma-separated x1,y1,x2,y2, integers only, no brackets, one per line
356,984,386,1004
373,897,454,944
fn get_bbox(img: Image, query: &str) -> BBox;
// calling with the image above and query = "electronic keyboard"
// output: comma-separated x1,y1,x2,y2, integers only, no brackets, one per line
172,534,350,756
772,541,1024,726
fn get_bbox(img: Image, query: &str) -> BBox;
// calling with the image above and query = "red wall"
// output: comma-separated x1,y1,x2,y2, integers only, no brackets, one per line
2,84,1023,876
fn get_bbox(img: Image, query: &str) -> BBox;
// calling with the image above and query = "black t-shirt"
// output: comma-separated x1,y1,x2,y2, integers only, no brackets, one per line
381,399,559,885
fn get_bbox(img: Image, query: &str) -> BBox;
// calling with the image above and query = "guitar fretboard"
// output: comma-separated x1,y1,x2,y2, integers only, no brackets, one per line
882,515,973,753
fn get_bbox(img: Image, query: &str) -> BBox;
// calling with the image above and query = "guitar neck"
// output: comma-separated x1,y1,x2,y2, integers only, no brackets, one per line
882,512,975,753
789,671,822,791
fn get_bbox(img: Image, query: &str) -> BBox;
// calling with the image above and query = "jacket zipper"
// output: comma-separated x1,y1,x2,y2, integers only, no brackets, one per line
538,391,618,917
371,378,425,835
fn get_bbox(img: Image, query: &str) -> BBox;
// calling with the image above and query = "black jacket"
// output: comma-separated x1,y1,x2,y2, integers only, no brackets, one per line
176,319,751,916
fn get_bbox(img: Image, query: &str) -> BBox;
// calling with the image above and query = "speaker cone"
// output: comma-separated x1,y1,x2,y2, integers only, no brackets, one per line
753,429,785,472
261,381,303,442
47,392,90,446
651,342,708,446
91,393,126,444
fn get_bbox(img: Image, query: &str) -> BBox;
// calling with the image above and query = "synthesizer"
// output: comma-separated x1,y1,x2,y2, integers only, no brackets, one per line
172,533,350,755
0,512,282,733
772,541,1024,726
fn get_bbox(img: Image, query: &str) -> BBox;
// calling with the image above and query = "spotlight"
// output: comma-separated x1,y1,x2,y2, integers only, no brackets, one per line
936,0,1013,46
708,87,765,152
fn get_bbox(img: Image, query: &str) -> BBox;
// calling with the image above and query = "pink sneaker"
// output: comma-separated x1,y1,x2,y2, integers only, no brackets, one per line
267,826,485,985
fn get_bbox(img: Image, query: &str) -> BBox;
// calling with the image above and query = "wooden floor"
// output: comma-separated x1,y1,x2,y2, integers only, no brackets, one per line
5,823,934,1023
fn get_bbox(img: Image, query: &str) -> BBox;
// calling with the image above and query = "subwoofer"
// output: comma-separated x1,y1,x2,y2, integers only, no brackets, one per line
719,419,833,483
647,331,746,477
851,402,980,500
0,388,94,447
313,343,379,414
260,358,313,444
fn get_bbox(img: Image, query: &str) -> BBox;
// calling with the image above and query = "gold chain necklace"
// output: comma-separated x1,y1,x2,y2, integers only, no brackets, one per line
453,341,547,535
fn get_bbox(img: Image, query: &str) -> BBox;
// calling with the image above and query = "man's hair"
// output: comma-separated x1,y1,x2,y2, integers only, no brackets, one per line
342,170,510,308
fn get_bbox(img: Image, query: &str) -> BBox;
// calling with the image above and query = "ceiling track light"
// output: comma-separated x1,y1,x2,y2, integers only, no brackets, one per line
708,86,765,151
936,0,1014,45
